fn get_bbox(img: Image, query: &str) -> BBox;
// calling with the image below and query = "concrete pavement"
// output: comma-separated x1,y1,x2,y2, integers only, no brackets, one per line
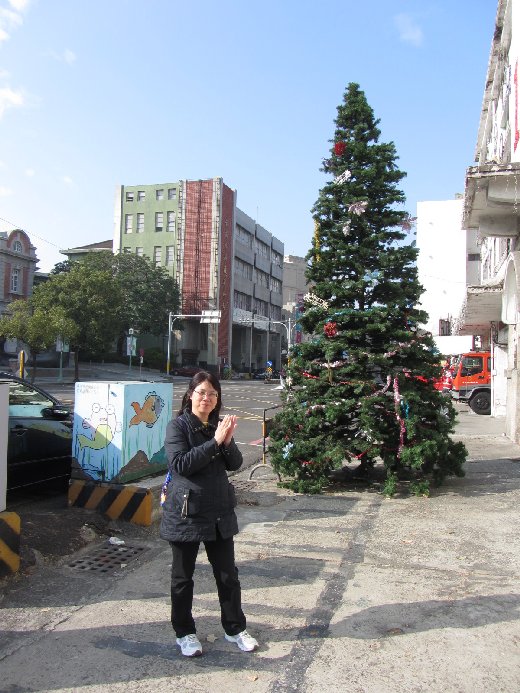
0,404,519,691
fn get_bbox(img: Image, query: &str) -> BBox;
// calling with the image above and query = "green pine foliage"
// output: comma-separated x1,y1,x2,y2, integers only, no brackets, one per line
269,83,467,494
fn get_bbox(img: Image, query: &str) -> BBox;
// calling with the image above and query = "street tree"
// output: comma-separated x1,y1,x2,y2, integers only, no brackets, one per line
52,252,181,338
0,299,77,381
269,83,466,495
32,261,123,381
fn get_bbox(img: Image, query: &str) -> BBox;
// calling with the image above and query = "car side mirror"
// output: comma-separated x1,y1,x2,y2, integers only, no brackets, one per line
42,406,70,420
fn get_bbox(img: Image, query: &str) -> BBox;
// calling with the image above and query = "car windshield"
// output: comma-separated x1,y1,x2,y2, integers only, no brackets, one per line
8,380,55,416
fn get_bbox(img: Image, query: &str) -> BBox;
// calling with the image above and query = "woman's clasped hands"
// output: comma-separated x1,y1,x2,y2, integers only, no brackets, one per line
214,414,238,447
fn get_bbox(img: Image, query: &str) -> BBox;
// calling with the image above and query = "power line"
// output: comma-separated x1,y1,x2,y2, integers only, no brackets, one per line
0,214,61,248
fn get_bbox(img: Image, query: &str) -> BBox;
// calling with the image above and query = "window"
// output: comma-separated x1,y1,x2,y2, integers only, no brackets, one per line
137,190,145,201
166,246,174,265
154,246,162,266
272,251,283,267
136,213,144,233
256,269,269,287
136,247,143,257
123,247,131,253
270,277,282,293
234,290,251,311
156,189,164,201
8,380,54,417
168,188,176,200
155,212,163,231
125,214,133,234
253,298,268,317
125,191,134,202
13,240,23,252
235,257,253,280
236,225,253,248
467,253,480,262
167,211,175,232
10,268,19,292
255,239,269,259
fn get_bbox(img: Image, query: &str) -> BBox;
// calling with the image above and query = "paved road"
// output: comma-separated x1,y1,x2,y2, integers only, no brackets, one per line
39,368,284,470
2,373,519,691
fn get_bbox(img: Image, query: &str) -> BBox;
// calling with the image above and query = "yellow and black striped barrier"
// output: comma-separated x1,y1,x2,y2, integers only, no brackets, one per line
68,480,153,526
0,512,21,576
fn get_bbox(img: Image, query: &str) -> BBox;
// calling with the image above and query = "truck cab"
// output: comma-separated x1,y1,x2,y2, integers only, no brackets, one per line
450,351,491,415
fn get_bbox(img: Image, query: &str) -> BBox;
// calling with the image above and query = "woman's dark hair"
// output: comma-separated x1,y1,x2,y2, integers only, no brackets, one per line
177,370,222,418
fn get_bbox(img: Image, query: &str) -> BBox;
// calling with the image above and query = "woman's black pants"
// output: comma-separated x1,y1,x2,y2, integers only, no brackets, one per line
169,532,246,638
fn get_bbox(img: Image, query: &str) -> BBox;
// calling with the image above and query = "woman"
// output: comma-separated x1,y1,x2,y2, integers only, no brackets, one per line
160,370,259,657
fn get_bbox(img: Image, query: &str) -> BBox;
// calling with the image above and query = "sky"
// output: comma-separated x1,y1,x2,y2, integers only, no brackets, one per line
0,0,498,272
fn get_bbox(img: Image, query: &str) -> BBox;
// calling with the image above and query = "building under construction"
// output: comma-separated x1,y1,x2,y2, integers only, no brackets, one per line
114,177,284,373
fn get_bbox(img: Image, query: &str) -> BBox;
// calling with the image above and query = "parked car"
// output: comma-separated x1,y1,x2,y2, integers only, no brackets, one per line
171,365,201,377
0,372,73,490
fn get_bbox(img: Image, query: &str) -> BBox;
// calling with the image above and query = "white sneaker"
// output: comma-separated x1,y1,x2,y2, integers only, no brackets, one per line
176,634,202,657
225,629,259,652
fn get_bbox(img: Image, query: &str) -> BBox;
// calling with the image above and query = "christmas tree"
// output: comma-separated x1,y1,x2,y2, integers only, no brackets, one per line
269,83,466,495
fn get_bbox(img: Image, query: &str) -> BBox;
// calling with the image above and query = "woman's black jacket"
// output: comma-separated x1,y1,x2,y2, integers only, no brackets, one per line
159,410,243,542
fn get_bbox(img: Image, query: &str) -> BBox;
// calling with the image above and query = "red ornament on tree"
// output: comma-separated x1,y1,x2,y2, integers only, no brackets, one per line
334,141,347,156
324,321,338,338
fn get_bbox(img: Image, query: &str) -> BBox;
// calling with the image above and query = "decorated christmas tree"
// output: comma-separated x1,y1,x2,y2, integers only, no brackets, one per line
269,83,466,495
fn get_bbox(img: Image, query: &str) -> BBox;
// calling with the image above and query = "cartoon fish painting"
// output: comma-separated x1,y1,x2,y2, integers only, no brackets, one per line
78,403,121,450
129,391,165,428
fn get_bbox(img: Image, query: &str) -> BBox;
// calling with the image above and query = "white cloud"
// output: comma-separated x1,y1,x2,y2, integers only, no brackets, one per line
8,0,30,12
0,86,24,118
64,49,76,65
62,175,74,186
48,48,77,65
25,167,35,177
0,185,13,197
394,13,424,47
0,6,23,44
0,68,10,79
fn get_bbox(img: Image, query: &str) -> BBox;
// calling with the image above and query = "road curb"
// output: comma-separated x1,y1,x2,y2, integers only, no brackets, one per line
68,480,154,526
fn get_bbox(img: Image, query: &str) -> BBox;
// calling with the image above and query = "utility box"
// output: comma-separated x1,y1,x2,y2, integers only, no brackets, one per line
72,381,173,483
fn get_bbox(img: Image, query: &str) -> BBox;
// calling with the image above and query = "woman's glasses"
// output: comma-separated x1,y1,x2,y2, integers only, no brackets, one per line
193,389,218,399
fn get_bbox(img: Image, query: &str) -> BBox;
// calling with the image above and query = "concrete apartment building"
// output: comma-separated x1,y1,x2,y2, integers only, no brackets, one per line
113,178,284,373
452,0,520,432
282,254,312,347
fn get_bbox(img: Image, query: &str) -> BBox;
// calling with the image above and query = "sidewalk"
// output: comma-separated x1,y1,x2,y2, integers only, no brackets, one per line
1,408,519,691
28,360,173,385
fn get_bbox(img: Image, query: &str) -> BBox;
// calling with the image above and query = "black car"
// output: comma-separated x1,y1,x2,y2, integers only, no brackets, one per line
0,372,73,490
171,366,201,377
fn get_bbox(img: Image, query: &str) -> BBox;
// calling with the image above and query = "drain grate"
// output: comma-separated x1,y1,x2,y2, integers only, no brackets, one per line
67,544,147,573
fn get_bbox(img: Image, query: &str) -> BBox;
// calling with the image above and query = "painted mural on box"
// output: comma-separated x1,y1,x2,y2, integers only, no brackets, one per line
72,381,173,483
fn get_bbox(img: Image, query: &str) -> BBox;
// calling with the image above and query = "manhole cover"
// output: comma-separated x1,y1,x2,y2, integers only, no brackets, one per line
67,544,147,573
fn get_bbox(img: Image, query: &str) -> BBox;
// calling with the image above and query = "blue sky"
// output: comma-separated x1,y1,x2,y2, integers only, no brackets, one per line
0,0,497,272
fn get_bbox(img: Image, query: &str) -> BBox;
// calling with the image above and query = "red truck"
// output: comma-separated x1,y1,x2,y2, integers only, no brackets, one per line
450,351,491,415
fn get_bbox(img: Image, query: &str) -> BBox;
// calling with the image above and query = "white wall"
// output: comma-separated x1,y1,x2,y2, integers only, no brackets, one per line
416,199,467,334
